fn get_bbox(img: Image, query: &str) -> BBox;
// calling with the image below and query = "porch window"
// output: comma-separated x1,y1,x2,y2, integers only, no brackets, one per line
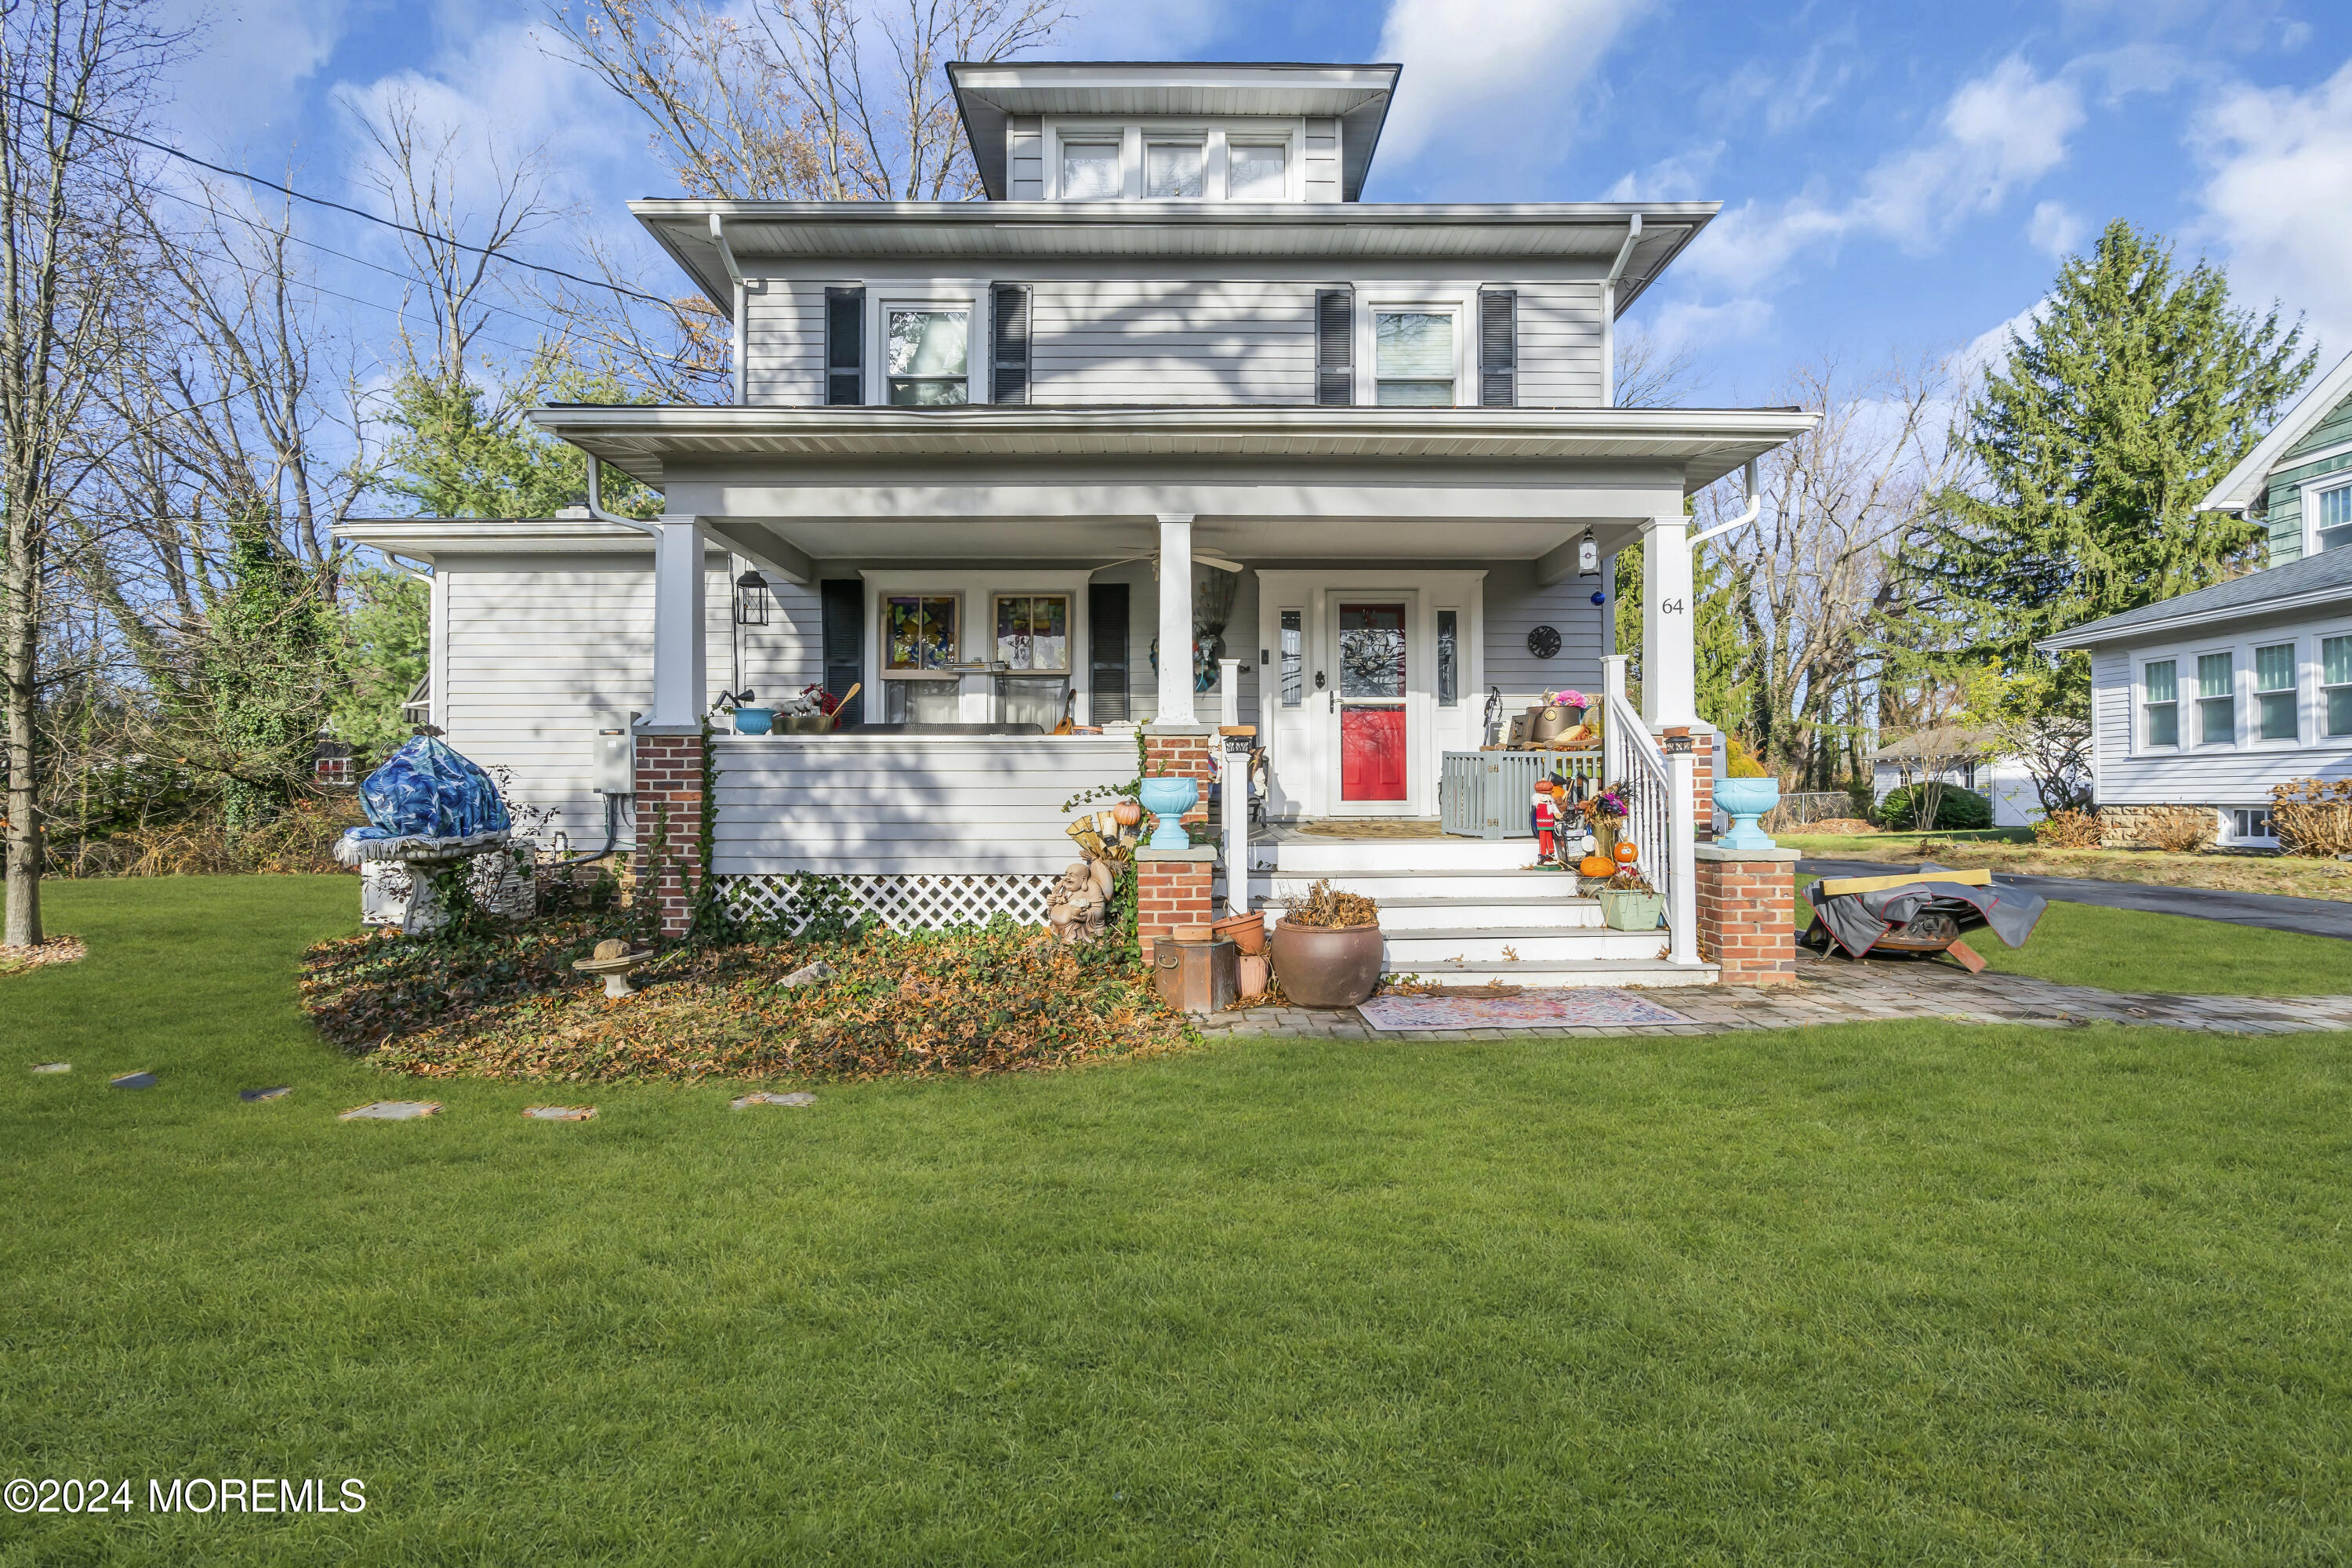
2325,634,2352,736
1229,143,1286,199
2197,652,2234,745
2318,481,2352,554
1374,311,1455,406
993,594,1069,671
884,594,959,670
1145,142,1202,198
885,309,969,405
2255,642,2298,741
1437,609,1459,706
1279,609,1302,706
996,675,1067,728
884,680,960,724
2142,659,2176,748
1061,141,1120,199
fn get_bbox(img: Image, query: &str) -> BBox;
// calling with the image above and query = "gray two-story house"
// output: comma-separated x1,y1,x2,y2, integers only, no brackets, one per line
2042,350,2352,847
341,60,1814,985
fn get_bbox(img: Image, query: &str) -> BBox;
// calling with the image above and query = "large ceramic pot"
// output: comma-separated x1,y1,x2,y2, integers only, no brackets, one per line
1138,775,1199,851
1715,776,1782,851
1270,919,1385,1009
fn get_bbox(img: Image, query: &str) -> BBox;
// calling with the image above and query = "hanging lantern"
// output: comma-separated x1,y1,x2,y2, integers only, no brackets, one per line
733,569,770,626
1577,528,1599,578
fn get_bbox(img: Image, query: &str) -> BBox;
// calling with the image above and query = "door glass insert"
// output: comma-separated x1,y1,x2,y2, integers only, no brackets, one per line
1436,609,1458,706
1279,609,1303,706
1338,604,1406,698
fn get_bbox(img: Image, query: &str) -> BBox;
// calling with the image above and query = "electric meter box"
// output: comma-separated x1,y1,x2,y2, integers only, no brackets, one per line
591,724,634,796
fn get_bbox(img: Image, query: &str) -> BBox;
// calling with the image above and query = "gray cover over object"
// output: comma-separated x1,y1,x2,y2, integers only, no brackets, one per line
1806,873,2048,958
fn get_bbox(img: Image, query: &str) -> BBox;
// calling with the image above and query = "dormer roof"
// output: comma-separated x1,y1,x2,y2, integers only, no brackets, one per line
2199,349,2352,514
947,60,1401,201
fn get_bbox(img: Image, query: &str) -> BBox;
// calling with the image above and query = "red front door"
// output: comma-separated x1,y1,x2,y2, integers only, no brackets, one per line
1338,603,1407,802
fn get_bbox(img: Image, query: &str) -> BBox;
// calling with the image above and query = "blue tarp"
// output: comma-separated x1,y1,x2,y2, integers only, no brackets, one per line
342,736,510,844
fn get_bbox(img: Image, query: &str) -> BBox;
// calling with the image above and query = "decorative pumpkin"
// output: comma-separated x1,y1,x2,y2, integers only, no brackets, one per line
1111,799,1143,828
1578,854,1617,879
1613,841,1640,865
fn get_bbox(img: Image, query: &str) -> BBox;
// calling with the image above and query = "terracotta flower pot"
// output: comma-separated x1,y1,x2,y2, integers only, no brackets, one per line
1269,919,1385,1009
1236,953,1269,1000
1211,909,1265,954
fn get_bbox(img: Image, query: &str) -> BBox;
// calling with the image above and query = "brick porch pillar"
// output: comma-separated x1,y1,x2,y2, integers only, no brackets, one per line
1695,844,1798,985
1144,724,1218,824
633,729,706,942
1135,846,1215,946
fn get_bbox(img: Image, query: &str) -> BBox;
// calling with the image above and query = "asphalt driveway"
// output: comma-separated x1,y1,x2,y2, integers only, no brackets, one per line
1796,858,2352,942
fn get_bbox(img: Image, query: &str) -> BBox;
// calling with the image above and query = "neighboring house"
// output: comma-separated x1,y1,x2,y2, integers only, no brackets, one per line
1867,728,2045,829
2041,350,2352,848
339,59,1816,985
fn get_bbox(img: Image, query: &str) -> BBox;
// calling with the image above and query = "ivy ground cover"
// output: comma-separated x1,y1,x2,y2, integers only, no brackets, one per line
7,875,2352,1563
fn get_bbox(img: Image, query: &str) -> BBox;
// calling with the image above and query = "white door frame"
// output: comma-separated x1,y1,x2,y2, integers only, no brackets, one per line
1255,569,1486,819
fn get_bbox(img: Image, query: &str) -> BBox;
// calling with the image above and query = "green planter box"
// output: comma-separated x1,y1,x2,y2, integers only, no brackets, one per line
1597,888,1665,931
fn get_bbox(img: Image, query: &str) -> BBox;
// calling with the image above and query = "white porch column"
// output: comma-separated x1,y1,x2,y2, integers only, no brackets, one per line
1667,748,1697,965
648,515,709,730
1156,514,1196,725
1640,514,1697,729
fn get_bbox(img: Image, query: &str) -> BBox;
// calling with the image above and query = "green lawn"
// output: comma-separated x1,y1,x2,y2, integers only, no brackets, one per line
8,877,2352,1563
1795,873,2352,995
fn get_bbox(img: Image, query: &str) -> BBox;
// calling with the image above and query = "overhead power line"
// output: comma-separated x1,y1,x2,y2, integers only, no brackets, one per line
6,87,681,310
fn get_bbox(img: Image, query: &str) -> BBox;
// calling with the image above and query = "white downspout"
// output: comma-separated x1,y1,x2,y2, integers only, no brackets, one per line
585,458,657,536
1601,213,1640,408
709,212,746,406
1692,459,1761,545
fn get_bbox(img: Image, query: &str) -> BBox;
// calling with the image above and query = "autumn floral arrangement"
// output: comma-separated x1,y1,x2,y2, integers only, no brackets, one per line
1542,688,1591,710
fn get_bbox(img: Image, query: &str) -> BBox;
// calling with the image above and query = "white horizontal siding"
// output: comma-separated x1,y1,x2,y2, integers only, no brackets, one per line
743,279,833,405
1030,279,1317,404
2090,633,2352,806
710,735,1134,874
1304,118,1340,202
1010,118,1044,200
1483,559,1606,708
1514,283,1604,408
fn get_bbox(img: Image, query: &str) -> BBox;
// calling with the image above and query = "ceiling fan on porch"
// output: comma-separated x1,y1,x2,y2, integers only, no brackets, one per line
1088,552,1246,576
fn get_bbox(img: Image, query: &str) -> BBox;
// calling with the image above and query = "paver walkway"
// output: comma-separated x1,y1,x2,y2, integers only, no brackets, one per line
1798,856,2352,942
1196,952,2352,1041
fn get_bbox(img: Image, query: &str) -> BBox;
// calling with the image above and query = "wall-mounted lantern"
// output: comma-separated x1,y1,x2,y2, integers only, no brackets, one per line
1577,528,1599,579
733,569,770,626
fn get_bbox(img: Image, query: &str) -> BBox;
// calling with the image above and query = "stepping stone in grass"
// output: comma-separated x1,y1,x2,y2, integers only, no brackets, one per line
110,1072,157,1090
731,1091,815,1110
31,1062,69,1073
241,1086,292,1102
339,1100,441,1120
523,1105,596,1121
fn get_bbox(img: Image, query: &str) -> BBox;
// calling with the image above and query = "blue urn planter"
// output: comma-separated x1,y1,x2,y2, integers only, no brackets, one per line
1138,775,1200,851
732,707,775,735
1715,776,1782,851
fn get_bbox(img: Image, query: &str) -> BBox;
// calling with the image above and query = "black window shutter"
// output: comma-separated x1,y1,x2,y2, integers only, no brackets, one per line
825,287,864,405
1088,583,1130,723
991,284,1031,405
819,579,865,724
1479,289,1517,408
1316,287,1353,406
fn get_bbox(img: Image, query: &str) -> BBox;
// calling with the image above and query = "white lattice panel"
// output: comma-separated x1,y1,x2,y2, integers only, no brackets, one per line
719,872,1058,935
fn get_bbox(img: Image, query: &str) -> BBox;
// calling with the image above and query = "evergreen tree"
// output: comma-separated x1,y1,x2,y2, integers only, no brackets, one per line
379,360,661,521
202,517,344,833
1923,220,2313,691
331,566,430,764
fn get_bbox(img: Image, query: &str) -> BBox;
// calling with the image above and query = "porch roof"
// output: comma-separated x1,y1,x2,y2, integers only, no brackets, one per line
527,403,1814,494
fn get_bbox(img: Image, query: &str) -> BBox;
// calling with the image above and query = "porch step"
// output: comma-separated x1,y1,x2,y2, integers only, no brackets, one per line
1259,837,1537,873
1374,956,1720,992
1236,868,1583,902
1372,925,1668,964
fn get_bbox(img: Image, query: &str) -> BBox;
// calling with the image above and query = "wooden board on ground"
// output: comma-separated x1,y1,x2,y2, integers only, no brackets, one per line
1817,867,1993,897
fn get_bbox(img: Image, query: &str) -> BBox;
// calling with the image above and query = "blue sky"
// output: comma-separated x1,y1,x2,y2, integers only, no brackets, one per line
158,0,2352,406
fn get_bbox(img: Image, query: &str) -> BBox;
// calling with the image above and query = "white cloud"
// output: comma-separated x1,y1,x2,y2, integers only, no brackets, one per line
2190,57,2352,358
1602,142,1723,202
1959,300,2047,383
1373,0,1650,174
2026,199,2085,257
1057,0,1234,56
1722,31,1858,135
154,0,355,152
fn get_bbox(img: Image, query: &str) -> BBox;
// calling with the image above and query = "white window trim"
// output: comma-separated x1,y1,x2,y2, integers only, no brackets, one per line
2191,644,2240,748
1356,288,1476,408
2222,807,2279,848
2249,636,2303,746
2136,655,2181,754
2127,620,2352,758
1044,117,1303,201
869,289,984,406
2303,472,2352,558
862,569,1095,717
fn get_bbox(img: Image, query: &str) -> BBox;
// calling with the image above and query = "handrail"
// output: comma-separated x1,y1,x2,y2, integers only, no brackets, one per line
1600,689,1697,966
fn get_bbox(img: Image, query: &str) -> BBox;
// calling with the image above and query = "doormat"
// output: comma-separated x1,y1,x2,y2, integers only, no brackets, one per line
1294,818,1450,839
1357,988,1690,1032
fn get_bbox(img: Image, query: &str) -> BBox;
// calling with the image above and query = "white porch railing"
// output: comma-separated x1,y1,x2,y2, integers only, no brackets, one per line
1600,656,1699,966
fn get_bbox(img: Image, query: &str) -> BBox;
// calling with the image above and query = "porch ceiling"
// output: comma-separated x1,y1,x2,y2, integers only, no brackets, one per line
529,404,1815,496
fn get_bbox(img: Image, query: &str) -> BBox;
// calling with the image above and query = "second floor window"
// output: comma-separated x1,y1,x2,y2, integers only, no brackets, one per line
1145,142,1202,198
1229,143,1286,198
2143,659,2177,746
1062,141,1120,199
1375,310,1455,405
2256,642,2298,741
2318,482,2352,554
887,309,968,405
2198,652,2234,744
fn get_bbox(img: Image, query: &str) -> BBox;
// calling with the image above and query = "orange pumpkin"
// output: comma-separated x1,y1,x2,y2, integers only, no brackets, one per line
1613,841,1640,864
1110,800,1143,828
1578,854,1617,878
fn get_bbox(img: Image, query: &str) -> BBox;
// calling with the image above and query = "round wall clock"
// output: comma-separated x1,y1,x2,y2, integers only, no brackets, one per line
1526,625,1561,659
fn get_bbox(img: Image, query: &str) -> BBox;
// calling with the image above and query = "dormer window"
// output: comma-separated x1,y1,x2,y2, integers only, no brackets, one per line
1229,143,1287,199
1375,310,1457,407
2317,481,2352,554
1145,141,1203,198
1061,141,1120,200
886,307,971,405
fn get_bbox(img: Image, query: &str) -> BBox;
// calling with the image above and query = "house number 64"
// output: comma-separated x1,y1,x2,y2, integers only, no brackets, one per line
1661,597,1686,614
